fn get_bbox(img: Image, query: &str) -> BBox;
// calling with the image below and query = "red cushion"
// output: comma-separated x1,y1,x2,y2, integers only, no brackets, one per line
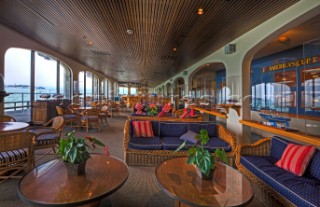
135,103,144,114
189,108,195,116
132,121,154,138
162,103,171,112
180,108,189,118
275,143,316,176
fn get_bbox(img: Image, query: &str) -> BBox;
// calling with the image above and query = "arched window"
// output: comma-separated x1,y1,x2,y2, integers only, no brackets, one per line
4,48,71,122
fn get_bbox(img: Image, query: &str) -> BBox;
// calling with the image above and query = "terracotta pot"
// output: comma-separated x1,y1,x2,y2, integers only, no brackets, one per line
64,159,87,176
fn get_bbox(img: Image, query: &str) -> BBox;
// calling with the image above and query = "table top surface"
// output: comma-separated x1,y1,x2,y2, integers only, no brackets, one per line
155,157,253,207
18,154,129,207
0,122,29,132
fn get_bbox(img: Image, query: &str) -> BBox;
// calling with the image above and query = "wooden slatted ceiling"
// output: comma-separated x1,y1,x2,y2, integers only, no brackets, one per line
0,0,299,86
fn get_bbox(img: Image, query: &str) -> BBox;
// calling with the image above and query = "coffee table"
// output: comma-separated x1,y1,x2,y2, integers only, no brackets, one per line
0,122,29,132
155,157,253,207
18,154,128,207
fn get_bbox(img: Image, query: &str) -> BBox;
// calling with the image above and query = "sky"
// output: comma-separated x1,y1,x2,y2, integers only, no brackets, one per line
4,48,57,88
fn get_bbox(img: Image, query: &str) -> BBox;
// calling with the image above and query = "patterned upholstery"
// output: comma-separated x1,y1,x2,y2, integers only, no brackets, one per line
188,123,217,137
306,150,320,180
129,136,163,150
160,122,188,137
270,136,289,160
162,136,194,150
204,137,231,152
0,149,28,164
240,155,320,207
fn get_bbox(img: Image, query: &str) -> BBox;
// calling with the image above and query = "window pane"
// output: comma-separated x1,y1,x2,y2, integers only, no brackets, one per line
60,63,71,99
4,48,31,121
35,52,57,99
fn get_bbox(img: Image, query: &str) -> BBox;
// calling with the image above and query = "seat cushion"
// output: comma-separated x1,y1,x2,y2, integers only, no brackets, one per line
162,136,194,150
306,150,320,180
160,122,188,137
270,136,289,160
241,155,320,207
188,123,217,137
204,137,231,152
36,134,59,146
128,136,162,150
0,148,28,164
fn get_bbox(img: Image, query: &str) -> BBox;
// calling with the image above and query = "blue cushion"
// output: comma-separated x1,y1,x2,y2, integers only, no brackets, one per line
130,121,159,136
128,136,163,150
204,137,231,152
306,150,320,180
180,130,198,144
241,156,320,207
270,136,289,160
162,136,194,150
188,123,217,137
36,134,59,146
160,123,188,137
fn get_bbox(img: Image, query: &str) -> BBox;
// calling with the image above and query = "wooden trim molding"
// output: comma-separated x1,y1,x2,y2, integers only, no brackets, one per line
193,107,227,118
240,119,320,147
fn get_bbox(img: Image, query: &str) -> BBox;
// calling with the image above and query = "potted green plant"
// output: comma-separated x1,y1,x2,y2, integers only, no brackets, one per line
176,129,228,180
56,131,106,176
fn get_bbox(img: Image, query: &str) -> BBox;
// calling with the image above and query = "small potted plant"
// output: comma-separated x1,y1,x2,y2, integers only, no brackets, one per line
56,131,106,176
176,129,228,180
146,104,158,116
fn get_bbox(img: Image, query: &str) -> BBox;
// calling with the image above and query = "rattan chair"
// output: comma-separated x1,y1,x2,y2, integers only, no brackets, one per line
98,104,108,126
81,108,100,132
26,116,64,161
0,115,16,122
0,132,35,183
56,106,81,129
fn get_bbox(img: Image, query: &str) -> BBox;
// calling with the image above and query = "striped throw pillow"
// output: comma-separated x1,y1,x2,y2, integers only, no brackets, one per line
162,103,171,113
132,121,154,138
275,143,316,176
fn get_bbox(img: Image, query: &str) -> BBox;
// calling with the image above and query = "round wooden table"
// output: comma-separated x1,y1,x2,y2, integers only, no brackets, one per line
0,122,29,132
155,157,253,207
18,154,129,207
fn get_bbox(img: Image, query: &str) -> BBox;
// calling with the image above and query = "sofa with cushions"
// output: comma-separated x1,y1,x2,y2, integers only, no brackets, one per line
123,119,236,166
236,136,320,207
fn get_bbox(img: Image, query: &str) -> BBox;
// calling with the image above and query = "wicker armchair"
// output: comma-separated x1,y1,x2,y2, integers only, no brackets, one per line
235,138,295,207
56,106,81,129
0,115,16,122
26,116,64,162
81,109,100,132
0,132,35,183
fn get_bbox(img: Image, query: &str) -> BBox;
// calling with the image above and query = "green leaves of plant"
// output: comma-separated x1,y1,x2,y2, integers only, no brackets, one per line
57,131,105,164
175,128,229,177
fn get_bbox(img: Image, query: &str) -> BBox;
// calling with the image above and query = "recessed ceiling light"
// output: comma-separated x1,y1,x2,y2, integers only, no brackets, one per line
127,29,133,35
173,47,177,52
197,8,204,15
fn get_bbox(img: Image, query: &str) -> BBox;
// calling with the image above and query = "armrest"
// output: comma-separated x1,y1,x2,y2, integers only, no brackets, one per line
235,137,271,168
123,120,131,150
217,124,237,152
